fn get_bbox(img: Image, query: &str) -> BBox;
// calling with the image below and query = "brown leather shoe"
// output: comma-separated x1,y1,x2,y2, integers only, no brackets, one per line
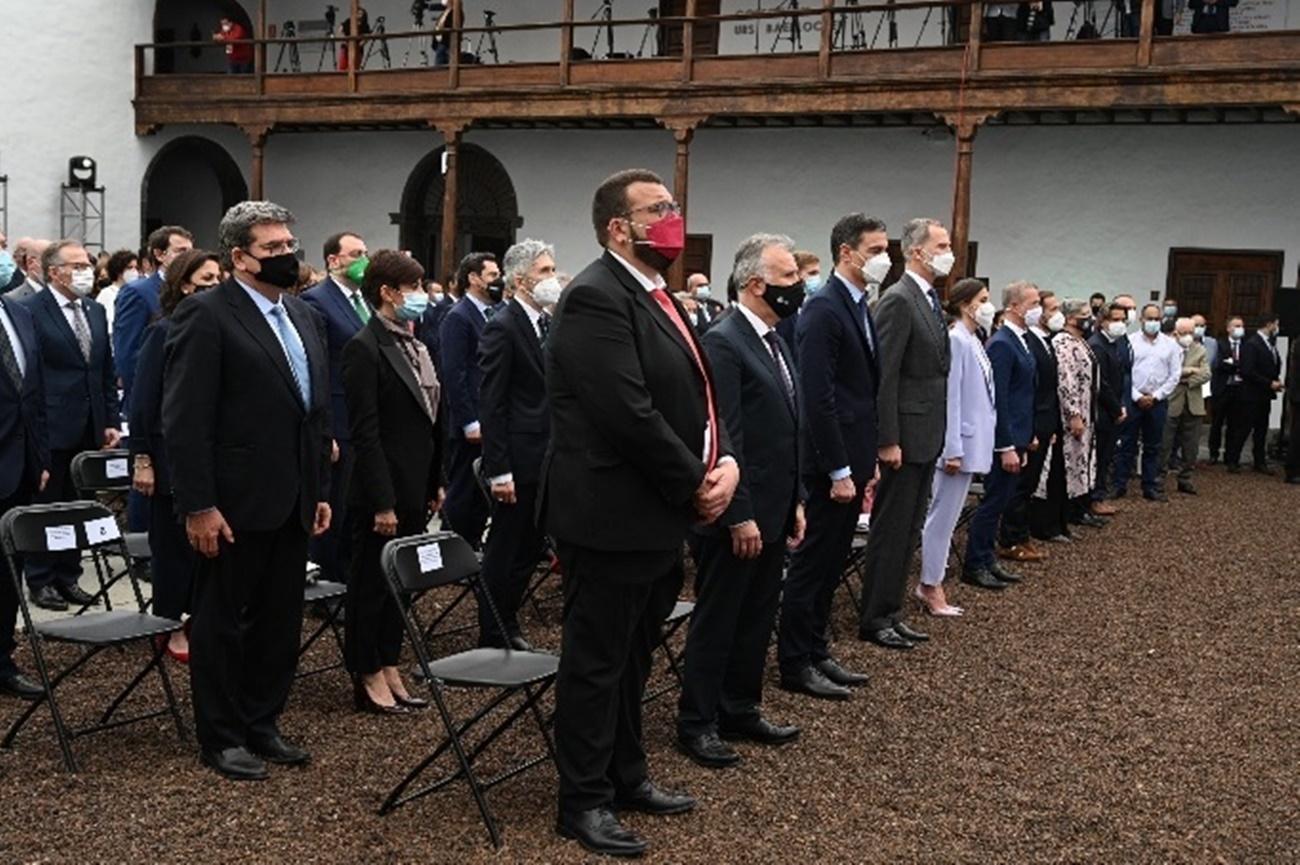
998,543,1046,563
1089,501,1117,516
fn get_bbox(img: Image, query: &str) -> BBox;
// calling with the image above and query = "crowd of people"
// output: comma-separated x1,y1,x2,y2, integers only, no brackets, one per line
0,167,1296,857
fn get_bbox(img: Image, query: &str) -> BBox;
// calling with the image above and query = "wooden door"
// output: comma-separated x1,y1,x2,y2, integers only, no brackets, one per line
682,233,713,284
658,0,722,57
1166,248,1283,338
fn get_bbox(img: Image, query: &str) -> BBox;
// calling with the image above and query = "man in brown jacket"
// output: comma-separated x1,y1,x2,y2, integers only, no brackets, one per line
1161,317,1212,495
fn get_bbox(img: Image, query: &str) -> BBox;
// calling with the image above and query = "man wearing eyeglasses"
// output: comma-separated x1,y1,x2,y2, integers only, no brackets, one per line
163,201,332,782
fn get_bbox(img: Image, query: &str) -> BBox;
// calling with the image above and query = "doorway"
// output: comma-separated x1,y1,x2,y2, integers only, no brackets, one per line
141,136,248,249
1165,248,1284,337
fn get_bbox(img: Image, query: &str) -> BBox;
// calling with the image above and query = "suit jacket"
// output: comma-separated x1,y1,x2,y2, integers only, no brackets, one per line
874,271,951,464
112,271,162,406
1026,328,1061,438
129,319,176,493
3,267,25,294
478,298,550,485
1088,330,1127,425
4,278,39,302
162,279,331,534
1238,332,1281,402
541,250,732,557
301,276,366,442
20,287,119,451
439,295,488,437
1214,335,1242,393
343,317,442,519
698,309,802,543
987,325,1037,450
417,295,456,371
1189,0,1236,32
1168,341,1211,417
942,325,996,475
0,297,51,500
794,272,880,482
1288,341,1300,407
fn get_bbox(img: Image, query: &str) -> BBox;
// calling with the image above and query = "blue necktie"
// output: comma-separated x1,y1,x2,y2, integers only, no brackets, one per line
269,304,311,407
858,296,876,356
927,288,946,330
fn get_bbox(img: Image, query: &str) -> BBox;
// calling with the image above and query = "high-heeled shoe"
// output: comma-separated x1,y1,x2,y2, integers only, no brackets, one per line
155,633,190,664
352,680,409,716
392,692,429,710
914,588,964,618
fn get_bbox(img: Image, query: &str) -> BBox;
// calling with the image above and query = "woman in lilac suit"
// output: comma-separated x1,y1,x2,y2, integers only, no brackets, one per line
917,278,997,616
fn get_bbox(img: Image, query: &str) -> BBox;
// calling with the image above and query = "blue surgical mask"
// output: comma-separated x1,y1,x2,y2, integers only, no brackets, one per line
804,275,822,295
0,250,15,287
1143,320,1161,336
397,290,430,321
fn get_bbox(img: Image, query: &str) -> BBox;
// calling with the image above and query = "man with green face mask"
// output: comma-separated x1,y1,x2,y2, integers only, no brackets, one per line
302,231,371,589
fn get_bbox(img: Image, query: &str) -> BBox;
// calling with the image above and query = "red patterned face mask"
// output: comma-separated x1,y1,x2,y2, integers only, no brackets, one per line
636,213,685,263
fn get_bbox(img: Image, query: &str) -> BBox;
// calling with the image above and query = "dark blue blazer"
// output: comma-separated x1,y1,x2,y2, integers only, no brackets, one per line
21,288,120,451
439,295,488,438
986,326,1037,451
794,272,879,482
128,319,174,493
417,295,455,371
0,297,51,500
301,277,366,442
112,272,162,408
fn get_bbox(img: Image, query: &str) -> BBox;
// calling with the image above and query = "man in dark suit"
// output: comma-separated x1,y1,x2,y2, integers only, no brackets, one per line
3,238,49,300
544,170,738,858
1208,315,1244,463
19,241,121,611
1225,312,1283,474
1286,338,1300,484
438,251,502,548
778,213,884,700
686,272,723,333
676,234,804,770
0,294,51,700
163,201,332,782
302,231,370,588
963,281,1039,589
1088,302,1131,515
859,218,952,650
417,280,456,370
476,239,556,651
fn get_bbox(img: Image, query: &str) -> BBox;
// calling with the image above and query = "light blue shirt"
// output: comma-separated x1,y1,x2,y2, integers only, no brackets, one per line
236,279,311,404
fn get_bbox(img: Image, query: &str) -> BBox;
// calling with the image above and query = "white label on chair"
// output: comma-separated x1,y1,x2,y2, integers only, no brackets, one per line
119,421,130,438
417,543,443,573
45,524,77,551
105,458,130,479
84,516,121,544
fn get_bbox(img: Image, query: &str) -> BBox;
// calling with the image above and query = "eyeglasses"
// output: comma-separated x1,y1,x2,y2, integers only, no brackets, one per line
54,261,94,272
247,238,301,256
624,201,682,219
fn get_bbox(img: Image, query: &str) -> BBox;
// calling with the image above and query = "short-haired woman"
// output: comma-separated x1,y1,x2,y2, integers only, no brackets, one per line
343,249,444,713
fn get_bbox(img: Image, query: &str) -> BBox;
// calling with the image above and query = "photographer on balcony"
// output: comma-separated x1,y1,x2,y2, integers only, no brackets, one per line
213,16,254,74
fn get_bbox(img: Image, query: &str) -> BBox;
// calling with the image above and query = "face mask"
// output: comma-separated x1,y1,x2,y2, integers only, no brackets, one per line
122,268,140,284
974,301,996,332
486,278,505,304
532,276,563,307
694,285,711,301
631,213,685,274
1142,320,1161,336
1046,311,1065,333
803,275,822,295
344,255,369,284
1079,318,1094,335
430,291,445,304
1231,326,1244,339
395,289,429,321
1025,305,1043,329
0,251,15,286
1176,334,1194,348
762,281,806,320
861,251,892,286
221,22,233,32
1091,304,1104,316
1106,321,1127,339
1193,325,1205,339
927,250,956,278
248,250,299,290
69,268,96,297
1163,306,1177,317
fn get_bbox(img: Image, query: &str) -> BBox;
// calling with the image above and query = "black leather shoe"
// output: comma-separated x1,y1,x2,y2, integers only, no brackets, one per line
816,657,870,686
988,561,1022,583
1226,464,1242,474
557,808,646,858
719,716,800,746
1286,476,1300,485
892,621,929,642
860,626,915,650
201,746,269,781
1071,512,1109,528
247,734,310,765
29,585,67,612
779,665,850,700
961,569,1008,590
393,692,429,710
0,670,43,701
1143,490,1169,502
676,731,741,768
56,583,99,607
1177,481,1198,495
1253,465,1274,476
612,780,695,815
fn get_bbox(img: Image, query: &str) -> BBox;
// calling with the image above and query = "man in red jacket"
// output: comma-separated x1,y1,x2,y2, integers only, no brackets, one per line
214,18,254,74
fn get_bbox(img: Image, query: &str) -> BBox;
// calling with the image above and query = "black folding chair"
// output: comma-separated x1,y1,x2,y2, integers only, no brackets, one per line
643,599,695,704
69,449,152,612
378,531,558,849
296,564,348,679
0,501,186,772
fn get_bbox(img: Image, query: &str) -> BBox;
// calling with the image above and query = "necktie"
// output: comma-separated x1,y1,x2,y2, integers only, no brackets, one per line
927,287,946,330
858,296,876,356
483,304,496,321
67,300,92,362
650,288,719,472
350,291,370,324
762,330,795,410
0,316,22,390
269,305,311,407
538,312,551,344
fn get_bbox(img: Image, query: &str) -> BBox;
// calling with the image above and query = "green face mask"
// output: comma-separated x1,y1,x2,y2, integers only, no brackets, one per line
344,255,369,283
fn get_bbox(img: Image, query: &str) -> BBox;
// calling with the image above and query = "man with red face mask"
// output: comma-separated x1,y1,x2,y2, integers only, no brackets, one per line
542,169,739,858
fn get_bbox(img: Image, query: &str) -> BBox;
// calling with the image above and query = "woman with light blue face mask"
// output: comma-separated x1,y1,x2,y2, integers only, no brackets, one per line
0,250,17,288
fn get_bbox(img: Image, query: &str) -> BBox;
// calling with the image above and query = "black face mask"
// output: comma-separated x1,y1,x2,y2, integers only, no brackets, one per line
248,250,299,290
486,278,505,304
1091,304,1103,316
762,281,806,320
1079,318,1094,335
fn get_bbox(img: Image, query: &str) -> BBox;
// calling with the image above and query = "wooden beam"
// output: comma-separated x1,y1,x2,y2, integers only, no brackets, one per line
437,123,467,286
449,1,462,89
819,0,833,79
1137,0,1156,66
241,124,272,199
560,0,574,86
663,115,705,290
968,0,984,72
682,0,698,83
256,0,267,95
936,110,998,281
348,0,359,91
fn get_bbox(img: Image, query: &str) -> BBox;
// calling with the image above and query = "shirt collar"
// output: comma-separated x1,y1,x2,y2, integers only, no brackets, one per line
1003,320,1028,338
608,248,666,293
332,275,359,302
842,276,866,307
466,292,490,316
236,277,281,315
906,268,934,296
514,296,543,328
736,300,773,339
25,277,43,293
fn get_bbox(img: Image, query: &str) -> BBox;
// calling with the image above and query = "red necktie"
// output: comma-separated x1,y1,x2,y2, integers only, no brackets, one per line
650,288,718,472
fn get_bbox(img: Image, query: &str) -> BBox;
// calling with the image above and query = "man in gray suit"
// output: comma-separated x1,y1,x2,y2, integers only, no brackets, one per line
859,218,953,650
4,238,50,300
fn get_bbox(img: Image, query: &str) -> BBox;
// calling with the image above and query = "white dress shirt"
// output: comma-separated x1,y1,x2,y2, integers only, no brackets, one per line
98,283,120,333
1128,331,1182,402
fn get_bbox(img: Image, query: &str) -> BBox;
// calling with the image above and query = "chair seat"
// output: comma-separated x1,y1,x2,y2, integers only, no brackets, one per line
124,532,151,559
424,647,558,688
36,611,181,645
665,600,694,625
304,580,347,603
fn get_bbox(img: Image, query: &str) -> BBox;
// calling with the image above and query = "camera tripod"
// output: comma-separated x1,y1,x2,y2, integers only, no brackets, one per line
591,0,617,58
913,0,948,46
363,15,391,68
403,1,436,66
636,7,659,57
316,4,338,71
869,0,899,49
274,20,302,72
832,0,868,50
769,0,804,53
475,10,500,63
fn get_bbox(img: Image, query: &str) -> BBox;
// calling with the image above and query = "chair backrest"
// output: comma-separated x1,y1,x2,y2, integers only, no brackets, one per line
70,449,134,494
0,501,126,557
381,531,481,595
471,456,491,505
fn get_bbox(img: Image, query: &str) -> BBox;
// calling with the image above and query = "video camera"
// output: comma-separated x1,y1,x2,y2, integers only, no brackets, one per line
410,0,446,28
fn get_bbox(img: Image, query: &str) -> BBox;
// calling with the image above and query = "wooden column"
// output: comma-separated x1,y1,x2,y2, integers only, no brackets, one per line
242,124,272,200
438,123,468,283
818,0,834,79
1137,0,1156,66
681,0,698,83
937,111,997,281
663,116,706,291
560,0,574,85
347,0,360,90
256,0,267,95
968,0,985,71
449,1,462,89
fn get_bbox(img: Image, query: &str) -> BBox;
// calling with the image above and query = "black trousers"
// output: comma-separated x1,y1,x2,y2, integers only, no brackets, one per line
553,541,681,814
345,511,418,675
778,474,865,676
984,15,1018,41
444,435,489,549
1029,442,1069,540
477,482,545,646
27,436,95,591
309,441,353,585
677,534,784,737
860,461,935,633
1092,416,1119,502
189,515,308,750
999,438,1049,548
1208,388,1237,459
1287,399,1300,479
1225,397,1271,468
0,487,31,676
148,492,196,621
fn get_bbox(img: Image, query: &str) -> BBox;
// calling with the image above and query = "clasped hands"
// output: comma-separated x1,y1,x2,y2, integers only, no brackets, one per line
694,460,739,524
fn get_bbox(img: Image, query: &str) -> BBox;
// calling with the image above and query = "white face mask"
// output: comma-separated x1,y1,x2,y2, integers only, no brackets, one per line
1193,325,1205,339
430,291,444,304
121,268,140,285
1231,326,1244,339
927,250,956,278
974,301,996,332
1106,321,1127,339
694,285,711,301
1046,311,1065,333
1176,334,1194,348
531,276,563,308
861,251,892,286
1142,320,1162,336
1024,305,1043,329
69,268,95,297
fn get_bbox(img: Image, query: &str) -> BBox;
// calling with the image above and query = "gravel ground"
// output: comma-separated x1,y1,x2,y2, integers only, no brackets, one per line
1,466,1297,864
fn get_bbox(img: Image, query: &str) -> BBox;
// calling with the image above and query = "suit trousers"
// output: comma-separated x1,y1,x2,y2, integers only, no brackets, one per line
1208,388,1238,459
1287,401,1300,479
860,461,936,633
0,488,30,676
1091,416,1120,502
189,515,308,750
964,453,1021,572
1029,442,1069,540
477,482,546,645
148,493,196,620
309,441,353,585
920,469,974,587
345,512,418,675
443,435,489,549
677,534,785,737
553,541,682,814
1161,409,1203,483
999,441,1048,548
27,434,96,590
1225,398,1270,469
1115,400,1168,495
778,474,866,676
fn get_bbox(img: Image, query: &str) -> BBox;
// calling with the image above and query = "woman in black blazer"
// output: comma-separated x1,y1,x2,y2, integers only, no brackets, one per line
343,250,444,714
130,249,221,663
